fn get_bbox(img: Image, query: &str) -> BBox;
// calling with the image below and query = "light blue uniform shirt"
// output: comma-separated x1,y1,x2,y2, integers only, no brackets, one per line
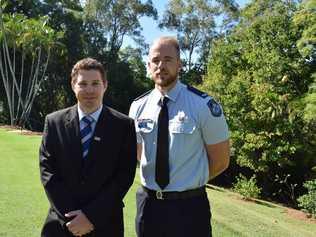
78,105,103,134
129,80,229,191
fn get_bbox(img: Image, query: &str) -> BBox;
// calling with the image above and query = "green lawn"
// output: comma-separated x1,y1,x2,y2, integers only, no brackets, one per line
0,128,315,237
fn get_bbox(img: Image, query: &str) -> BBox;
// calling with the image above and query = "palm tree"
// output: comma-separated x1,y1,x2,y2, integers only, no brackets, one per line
0,4,62,128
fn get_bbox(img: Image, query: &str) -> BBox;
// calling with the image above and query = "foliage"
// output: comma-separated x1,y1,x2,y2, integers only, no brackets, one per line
159,0,239,84
293,0,316,59
0,9,62,128
297,179,316,218
302,74,316,124
0,0,85,130
201,0,316,204
119,46,153,91
273,173,298,206
233,174,261,199
293,0,316,124
84,0,157,57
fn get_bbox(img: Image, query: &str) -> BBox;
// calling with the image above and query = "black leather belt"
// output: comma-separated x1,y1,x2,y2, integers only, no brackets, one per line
142,186,206,200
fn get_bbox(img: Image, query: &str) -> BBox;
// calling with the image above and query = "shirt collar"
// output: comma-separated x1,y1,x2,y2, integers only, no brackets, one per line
78,104,103,122
152,80,183,105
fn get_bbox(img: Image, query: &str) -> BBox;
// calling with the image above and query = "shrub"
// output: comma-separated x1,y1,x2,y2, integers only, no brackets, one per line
233,174,261,199
297,179,316,218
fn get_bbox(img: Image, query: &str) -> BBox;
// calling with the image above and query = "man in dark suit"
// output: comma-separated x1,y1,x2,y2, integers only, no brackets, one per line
39,58,137,237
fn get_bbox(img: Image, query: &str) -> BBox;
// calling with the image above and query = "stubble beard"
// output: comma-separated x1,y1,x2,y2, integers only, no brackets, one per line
153,72,178,89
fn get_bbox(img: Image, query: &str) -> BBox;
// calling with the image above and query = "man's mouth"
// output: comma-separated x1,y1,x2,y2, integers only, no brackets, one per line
156,71,168,77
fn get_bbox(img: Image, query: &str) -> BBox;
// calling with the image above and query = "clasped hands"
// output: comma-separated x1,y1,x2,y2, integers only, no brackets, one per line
65,210,94,236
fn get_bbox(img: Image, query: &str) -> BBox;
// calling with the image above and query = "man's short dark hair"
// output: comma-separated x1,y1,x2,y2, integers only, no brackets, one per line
71,58,107,84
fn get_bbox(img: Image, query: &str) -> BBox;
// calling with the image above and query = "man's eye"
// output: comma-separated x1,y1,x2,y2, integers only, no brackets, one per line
78,83,87,86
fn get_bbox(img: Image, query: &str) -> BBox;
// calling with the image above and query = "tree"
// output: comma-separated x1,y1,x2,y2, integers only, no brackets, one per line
102,46,153,114
293,0,316,123
84,0,157,60
0,5,62,128
201,0,316,205
159,0,239,84
119,46,152,90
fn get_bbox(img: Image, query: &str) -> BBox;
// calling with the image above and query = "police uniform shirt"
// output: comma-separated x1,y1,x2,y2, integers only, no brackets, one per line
129,80,229,191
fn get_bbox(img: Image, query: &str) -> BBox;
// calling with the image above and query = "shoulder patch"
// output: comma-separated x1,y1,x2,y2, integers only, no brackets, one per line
207,99,222,117
186,85,208,98
133,90,152,101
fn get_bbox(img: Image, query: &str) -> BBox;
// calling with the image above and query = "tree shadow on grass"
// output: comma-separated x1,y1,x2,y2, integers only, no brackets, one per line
250,199,276,208
234,196,277,209
206,184,225,192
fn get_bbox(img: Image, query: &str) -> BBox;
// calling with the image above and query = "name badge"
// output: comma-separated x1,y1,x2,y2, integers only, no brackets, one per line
137,119,154,130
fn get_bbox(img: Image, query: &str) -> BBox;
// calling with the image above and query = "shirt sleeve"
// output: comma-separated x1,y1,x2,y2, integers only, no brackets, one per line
199,98,229,145
128,102,143,144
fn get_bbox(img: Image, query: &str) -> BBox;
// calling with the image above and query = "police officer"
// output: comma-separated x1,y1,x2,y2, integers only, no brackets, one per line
129,36,230,237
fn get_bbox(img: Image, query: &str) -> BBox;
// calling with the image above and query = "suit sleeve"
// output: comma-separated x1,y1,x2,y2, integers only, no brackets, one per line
39,115,76,224
81,118,137,228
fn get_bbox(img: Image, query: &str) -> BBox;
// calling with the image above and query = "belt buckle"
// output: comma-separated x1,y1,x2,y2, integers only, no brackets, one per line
156,190,164,200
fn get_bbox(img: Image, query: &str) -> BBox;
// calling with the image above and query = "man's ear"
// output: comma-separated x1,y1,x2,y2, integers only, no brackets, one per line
178,60,183,73
104,80,108,92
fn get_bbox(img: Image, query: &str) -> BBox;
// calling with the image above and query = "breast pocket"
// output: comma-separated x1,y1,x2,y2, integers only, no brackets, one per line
169,119,198,157
169,119,196,134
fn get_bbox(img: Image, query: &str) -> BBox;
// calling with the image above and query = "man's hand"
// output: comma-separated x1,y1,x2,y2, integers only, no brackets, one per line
65,210,94,236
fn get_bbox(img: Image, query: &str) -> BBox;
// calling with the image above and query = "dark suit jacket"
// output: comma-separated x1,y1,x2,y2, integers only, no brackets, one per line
39,105,137,237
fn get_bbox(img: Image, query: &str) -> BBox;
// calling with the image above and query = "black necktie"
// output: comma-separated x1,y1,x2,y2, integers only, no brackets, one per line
155,96,170,190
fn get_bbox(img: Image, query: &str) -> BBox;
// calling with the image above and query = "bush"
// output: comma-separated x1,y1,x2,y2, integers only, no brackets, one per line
297,179,316,218
233,174,261,199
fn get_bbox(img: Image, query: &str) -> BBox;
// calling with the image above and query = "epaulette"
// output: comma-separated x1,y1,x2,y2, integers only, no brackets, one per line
186,85,208,98
133,90,152,101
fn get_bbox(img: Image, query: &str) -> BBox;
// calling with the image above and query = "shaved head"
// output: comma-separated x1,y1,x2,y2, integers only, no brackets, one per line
150,36,180,59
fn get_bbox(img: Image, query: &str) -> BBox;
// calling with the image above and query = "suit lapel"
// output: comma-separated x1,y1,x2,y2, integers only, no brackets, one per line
84,106,114,169
65,105,84,169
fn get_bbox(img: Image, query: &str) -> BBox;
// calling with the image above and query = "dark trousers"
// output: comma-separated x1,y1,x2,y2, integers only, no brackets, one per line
41,208,124,237
41,222,104,237
41,219,124,237
135,187,212,237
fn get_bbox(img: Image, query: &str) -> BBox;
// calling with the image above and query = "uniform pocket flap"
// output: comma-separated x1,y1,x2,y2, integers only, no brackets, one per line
169,120,196,134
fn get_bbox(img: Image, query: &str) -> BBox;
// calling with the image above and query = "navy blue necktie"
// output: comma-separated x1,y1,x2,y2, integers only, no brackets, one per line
81,116,93,159
155,96,170,190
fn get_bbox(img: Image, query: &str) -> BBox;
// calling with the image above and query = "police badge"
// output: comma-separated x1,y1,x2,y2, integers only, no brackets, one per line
207,99,222,117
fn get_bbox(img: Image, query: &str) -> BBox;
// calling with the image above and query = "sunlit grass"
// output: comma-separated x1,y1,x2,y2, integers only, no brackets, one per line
0,128,315,237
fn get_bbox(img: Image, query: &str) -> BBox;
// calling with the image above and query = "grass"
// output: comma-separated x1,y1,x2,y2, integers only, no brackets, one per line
0,128,315,237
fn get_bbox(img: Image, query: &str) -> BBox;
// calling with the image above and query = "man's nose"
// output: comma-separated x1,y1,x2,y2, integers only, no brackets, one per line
86,85,94,93
158,60,165,69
